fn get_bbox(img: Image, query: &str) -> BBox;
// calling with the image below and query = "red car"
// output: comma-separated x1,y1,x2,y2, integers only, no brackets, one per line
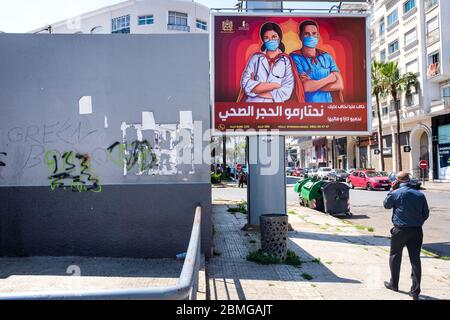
347,170,391,191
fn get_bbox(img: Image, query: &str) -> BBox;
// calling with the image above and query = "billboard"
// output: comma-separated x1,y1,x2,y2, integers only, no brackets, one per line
211,14,371,136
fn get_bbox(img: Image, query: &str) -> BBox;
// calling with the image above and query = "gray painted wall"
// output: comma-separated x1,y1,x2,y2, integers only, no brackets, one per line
0,34,212,258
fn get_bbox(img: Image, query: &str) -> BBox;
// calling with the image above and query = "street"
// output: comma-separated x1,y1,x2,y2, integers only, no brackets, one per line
213,180,450,257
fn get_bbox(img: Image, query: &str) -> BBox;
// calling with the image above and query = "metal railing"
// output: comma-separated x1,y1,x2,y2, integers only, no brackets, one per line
0,206,202,300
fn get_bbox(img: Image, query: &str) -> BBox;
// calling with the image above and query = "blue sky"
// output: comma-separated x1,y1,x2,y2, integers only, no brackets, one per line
0,0,339,33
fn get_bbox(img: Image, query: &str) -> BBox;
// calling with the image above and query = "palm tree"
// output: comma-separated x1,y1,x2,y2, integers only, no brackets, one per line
381,61,419,171
371,61,386,171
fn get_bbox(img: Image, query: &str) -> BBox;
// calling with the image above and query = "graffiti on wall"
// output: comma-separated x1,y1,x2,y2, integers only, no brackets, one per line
0,110,198,188
45,150,101,192
107,111,196,176
0,152,6,167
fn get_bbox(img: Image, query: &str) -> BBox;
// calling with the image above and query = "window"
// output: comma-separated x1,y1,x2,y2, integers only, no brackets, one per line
405,59,419,74
168,11,188,26
112,15,130,34
403,0,416,14
444,87,450,105
444,87,450,98
427,16,440,45
380,50,386,62
428,51,440,77
425,0,438,11
379,19,385,36
387,9,398,26
196,19,207,31
404,28,417,47
388,40,399,54
382,106,389,117
138,15,154,26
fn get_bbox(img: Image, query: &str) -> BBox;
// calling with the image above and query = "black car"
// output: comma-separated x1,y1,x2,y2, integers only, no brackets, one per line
388,172,422,189
328,169,350,182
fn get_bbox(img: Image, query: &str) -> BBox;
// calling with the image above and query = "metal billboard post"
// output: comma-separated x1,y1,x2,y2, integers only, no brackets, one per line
210,1,372,228
245,1,286,228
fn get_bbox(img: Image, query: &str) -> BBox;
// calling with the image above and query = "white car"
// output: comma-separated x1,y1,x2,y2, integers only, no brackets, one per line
317,167,333,179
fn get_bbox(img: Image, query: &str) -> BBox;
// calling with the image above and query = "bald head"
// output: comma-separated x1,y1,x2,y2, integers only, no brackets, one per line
397,172,411,182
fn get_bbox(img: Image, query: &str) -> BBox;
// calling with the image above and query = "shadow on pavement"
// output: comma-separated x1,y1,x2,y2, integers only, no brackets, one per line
0,256,183,279
207,204,361,292
289,231,390,247
422,242,450,257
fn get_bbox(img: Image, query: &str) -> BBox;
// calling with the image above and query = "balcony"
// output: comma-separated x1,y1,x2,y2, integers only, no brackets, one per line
167,24,190,32
430,98,450,114
402,6,417,21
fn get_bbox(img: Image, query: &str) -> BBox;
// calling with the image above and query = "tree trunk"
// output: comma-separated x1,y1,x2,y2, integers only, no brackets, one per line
375,93,385,171
222,135,227,178
392,89,403,171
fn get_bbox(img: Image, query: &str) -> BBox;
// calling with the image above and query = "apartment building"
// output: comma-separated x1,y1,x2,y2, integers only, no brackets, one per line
368,0,450,180
30,0,209,34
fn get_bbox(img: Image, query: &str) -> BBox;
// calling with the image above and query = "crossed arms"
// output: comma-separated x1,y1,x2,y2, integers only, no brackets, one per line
300,71,344,93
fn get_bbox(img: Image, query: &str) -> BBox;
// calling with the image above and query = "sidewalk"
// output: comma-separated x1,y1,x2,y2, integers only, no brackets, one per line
0,256,207,300
206,203,450,300
422,181,450,192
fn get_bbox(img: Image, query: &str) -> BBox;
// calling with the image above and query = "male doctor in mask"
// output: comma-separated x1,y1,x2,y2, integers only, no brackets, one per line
290,20,344,103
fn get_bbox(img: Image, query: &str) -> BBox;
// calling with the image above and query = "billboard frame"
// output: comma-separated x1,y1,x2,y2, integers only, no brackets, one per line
210,12,372,137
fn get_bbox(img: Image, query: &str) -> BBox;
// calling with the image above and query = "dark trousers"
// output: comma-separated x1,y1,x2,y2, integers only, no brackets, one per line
389,226,423,295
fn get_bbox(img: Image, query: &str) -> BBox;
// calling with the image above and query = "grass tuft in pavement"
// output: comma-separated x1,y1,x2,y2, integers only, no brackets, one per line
247,250,281,264
246,249,302,266
285,250,302,266
227,201,247,214
301,273,314,281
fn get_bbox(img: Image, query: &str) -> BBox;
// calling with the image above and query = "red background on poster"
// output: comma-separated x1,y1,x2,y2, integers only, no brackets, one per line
214,16,367,102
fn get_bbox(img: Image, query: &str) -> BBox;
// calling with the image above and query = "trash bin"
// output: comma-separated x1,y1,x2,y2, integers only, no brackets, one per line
321,182,351,216
294,177,311,194
260,214,288,261
300,180,328,211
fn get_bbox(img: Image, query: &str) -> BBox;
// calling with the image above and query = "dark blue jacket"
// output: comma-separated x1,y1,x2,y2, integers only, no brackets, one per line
383,183,429,227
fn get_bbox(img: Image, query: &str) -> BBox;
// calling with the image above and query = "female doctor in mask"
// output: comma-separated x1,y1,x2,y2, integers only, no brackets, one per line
238,22,304,103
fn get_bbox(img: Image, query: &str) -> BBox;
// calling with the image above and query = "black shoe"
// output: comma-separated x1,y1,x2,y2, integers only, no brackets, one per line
384,281,398,292
408,292,420,300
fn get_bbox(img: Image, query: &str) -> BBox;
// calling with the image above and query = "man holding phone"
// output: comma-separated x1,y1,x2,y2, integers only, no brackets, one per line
383,172,429,300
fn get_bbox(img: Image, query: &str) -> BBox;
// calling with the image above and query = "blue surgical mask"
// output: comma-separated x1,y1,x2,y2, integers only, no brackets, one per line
264,39,279,51
303,36,319,48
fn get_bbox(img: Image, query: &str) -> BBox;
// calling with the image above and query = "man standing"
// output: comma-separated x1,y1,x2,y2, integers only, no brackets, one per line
383,172,429,300
290,20,344,103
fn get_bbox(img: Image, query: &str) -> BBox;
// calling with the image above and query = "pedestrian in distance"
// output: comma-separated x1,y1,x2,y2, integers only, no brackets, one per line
383,171,429,300
238,170,246,188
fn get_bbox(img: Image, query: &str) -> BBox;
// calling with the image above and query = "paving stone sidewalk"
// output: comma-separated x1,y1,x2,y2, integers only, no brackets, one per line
205,203,450,300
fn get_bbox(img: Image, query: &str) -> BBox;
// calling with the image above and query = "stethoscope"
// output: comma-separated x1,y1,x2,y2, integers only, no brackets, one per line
253,54,288,81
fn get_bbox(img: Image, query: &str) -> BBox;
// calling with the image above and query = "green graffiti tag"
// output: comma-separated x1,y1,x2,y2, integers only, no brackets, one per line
45,150,102,192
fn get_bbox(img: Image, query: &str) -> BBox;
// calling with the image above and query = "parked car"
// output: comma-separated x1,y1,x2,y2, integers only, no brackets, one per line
308,168,319,179
379,171,389,177
388,172,422,189
286,166,295,176
328,169,350,182
347,170,391,191
347,168,356,174
317,167,333,179
292,167,304,177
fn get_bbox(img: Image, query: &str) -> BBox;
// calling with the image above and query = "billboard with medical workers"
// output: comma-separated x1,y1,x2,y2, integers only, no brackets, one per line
211,14,371,136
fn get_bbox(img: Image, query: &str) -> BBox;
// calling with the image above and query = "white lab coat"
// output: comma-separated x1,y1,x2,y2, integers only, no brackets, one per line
241,52,294,103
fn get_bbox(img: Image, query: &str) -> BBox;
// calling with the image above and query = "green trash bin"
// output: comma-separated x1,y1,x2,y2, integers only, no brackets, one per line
293,177,311,194
300,180,328,211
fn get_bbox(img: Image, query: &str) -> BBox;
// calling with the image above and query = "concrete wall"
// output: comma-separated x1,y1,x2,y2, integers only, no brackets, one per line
0,34,212,258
